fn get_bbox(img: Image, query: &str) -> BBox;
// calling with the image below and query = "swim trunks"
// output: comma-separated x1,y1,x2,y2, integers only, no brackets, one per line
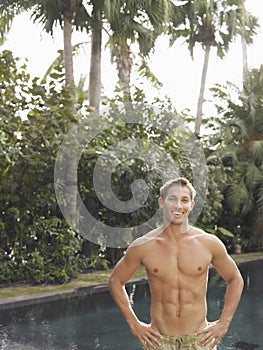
156,333,216,350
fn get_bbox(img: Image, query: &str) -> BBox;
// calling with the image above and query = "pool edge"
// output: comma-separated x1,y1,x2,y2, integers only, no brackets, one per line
0,277,148,311
0,257,262,311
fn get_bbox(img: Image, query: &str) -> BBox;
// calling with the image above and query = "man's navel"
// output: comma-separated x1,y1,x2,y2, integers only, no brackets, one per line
176,306,181,317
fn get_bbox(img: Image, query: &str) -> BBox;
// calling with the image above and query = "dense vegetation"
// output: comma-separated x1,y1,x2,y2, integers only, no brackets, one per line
0,1,262,284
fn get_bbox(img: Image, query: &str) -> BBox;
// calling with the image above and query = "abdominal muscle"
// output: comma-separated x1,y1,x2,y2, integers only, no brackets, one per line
149,284,208,336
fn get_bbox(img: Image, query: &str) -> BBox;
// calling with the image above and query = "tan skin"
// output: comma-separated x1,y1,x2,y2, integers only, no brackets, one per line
108,184,244,350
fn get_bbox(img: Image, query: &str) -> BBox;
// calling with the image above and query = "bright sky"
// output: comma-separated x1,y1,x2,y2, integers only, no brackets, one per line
2,0,263,119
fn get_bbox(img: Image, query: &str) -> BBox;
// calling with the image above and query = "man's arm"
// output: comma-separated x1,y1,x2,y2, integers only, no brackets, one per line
108,244,162,350
196,235,244,349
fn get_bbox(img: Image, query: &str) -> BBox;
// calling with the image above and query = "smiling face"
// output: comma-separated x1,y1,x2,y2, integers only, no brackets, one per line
158,184,195,226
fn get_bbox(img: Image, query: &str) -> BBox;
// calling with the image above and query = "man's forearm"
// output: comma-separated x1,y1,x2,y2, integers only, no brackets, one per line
219,274,244,323
108,280,139,328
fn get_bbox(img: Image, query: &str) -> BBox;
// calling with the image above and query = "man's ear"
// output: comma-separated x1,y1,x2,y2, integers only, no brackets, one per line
190,200,195,211
158,196,164,208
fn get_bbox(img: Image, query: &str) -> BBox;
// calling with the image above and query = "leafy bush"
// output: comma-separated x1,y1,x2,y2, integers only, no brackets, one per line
0,51,84,284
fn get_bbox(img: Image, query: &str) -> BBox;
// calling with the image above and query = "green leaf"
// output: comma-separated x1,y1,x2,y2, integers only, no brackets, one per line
218,226,234,237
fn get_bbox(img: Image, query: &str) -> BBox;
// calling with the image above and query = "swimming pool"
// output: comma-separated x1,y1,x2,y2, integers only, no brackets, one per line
0,259,262,350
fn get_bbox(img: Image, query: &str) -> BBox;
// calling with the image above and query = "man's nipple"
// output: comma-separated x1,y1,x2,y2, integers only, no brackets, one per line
153,268,159,273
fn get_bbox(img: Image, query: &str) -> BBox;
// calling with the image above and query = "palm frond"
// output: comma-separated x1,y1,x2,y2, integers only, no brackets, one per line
41,49,64,84
30,1,62,34
256,183,263,212
144,0,172,28
249,141,263,164
244,160,263,189
137,57,163,88
225,178,249,214
74,2,93,31
0,0,27,43
41,42,89,83
221,149,238,167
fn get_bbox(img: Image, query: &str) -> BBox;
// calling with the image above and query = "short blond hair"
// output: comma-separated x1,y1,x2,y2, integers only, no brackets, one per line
160,177,196,200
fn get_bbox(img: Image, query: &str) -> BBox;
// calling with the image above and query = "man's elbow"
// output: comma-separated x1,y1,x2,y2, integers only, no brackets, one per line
239,273,244,292
235,272,244,295
108,275,115,294
227,271,244,294
108,275,122,294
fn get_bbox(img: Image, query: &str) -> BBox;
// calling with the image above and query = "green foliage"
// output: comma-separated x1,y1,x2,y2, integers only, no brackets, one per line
87,252,109,271
204,226,234,237
203,67,263,251
1,47,262,286
77,89,201,249
24,218,82,284
197,155,225,229
1,51,200,281
0,50,84,284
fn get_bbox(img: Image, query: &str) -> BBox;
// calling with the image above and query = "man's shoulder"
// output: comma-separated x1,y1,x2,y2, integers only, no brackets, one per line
191,227,227,259
129,227,163,249
191,226,210,238
192,227,223,246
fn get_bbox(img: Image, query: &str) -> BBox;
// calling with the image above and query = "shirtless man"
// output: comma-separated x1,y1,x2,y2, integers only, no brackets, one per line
108,177,244,350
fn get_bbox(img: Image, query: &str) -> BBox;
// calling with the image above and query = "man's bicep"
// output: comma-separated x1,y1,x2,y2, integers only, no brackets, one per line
111,248,141,284
212,242,240,282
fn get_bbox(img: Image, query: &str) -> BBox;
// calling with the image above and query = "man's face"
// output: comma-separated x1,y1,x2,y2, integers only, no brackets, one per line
158,184,195,225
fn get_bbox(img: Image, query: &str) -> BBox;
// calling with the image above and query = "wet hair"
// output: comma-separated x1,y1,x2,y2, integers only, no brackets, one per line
160,177,196,200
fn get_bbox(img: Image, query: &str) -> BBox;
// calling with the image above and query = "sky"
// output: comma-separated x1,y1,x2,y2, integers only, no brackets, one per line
2,0,263,119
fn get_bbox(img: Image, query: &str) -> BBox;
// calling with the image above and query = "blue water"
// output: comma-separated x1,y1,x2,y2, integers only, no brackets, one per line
0,259,262,350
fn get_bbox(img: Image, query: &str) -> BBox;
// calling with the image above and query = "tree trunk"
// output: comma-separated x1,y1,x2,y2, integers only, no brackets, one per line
63,16,75,100
241,0,249,85
115,44,133,101
195,45,211,136
63,13,78,227
241,36,248,82
89,5,102,110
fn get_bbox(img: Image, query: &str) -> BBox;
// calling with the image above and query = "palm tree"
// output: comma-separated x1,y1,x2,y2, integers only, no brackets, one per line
30,0,91,224
209,66,263,248
83,0,179,108
104,0,179,101
170,0,258,135
31,0,89,98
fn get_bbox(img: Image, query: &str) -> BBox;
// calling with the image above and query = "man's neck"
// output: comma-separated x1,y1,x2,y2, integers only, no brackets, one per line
162,221,191,240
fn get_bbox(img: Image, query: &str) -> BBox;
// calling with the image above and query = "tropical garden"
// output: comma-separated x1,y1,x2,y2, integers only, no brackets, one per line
0,0,262,285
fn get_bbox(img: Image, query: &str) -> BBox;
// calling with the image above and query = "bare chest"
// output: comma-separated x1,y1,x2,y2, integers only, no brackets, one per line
142,239,212,280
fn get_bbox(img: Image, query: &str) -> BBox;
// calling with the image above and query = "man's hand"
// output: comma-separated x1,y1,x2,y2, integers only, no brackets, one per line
130,321,163,350
195,320,230,349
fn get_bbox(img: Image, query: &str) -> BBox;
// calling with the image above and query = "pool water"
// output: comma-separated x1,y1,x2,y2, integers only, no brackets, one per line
0,260,262,350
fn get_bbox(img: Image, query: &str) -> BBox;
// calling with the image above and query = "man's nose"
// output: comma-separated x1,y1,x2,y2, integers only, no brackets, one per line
174,199,182,208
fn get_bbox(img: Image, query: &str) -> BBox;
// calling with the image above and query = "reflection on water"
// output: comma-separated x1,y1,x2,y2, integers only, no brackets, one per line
0,260,262,350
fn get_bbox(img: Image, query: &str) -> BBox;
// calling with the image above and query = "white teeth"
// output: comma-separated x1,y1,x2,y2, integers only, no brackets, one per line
173,212,182,215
